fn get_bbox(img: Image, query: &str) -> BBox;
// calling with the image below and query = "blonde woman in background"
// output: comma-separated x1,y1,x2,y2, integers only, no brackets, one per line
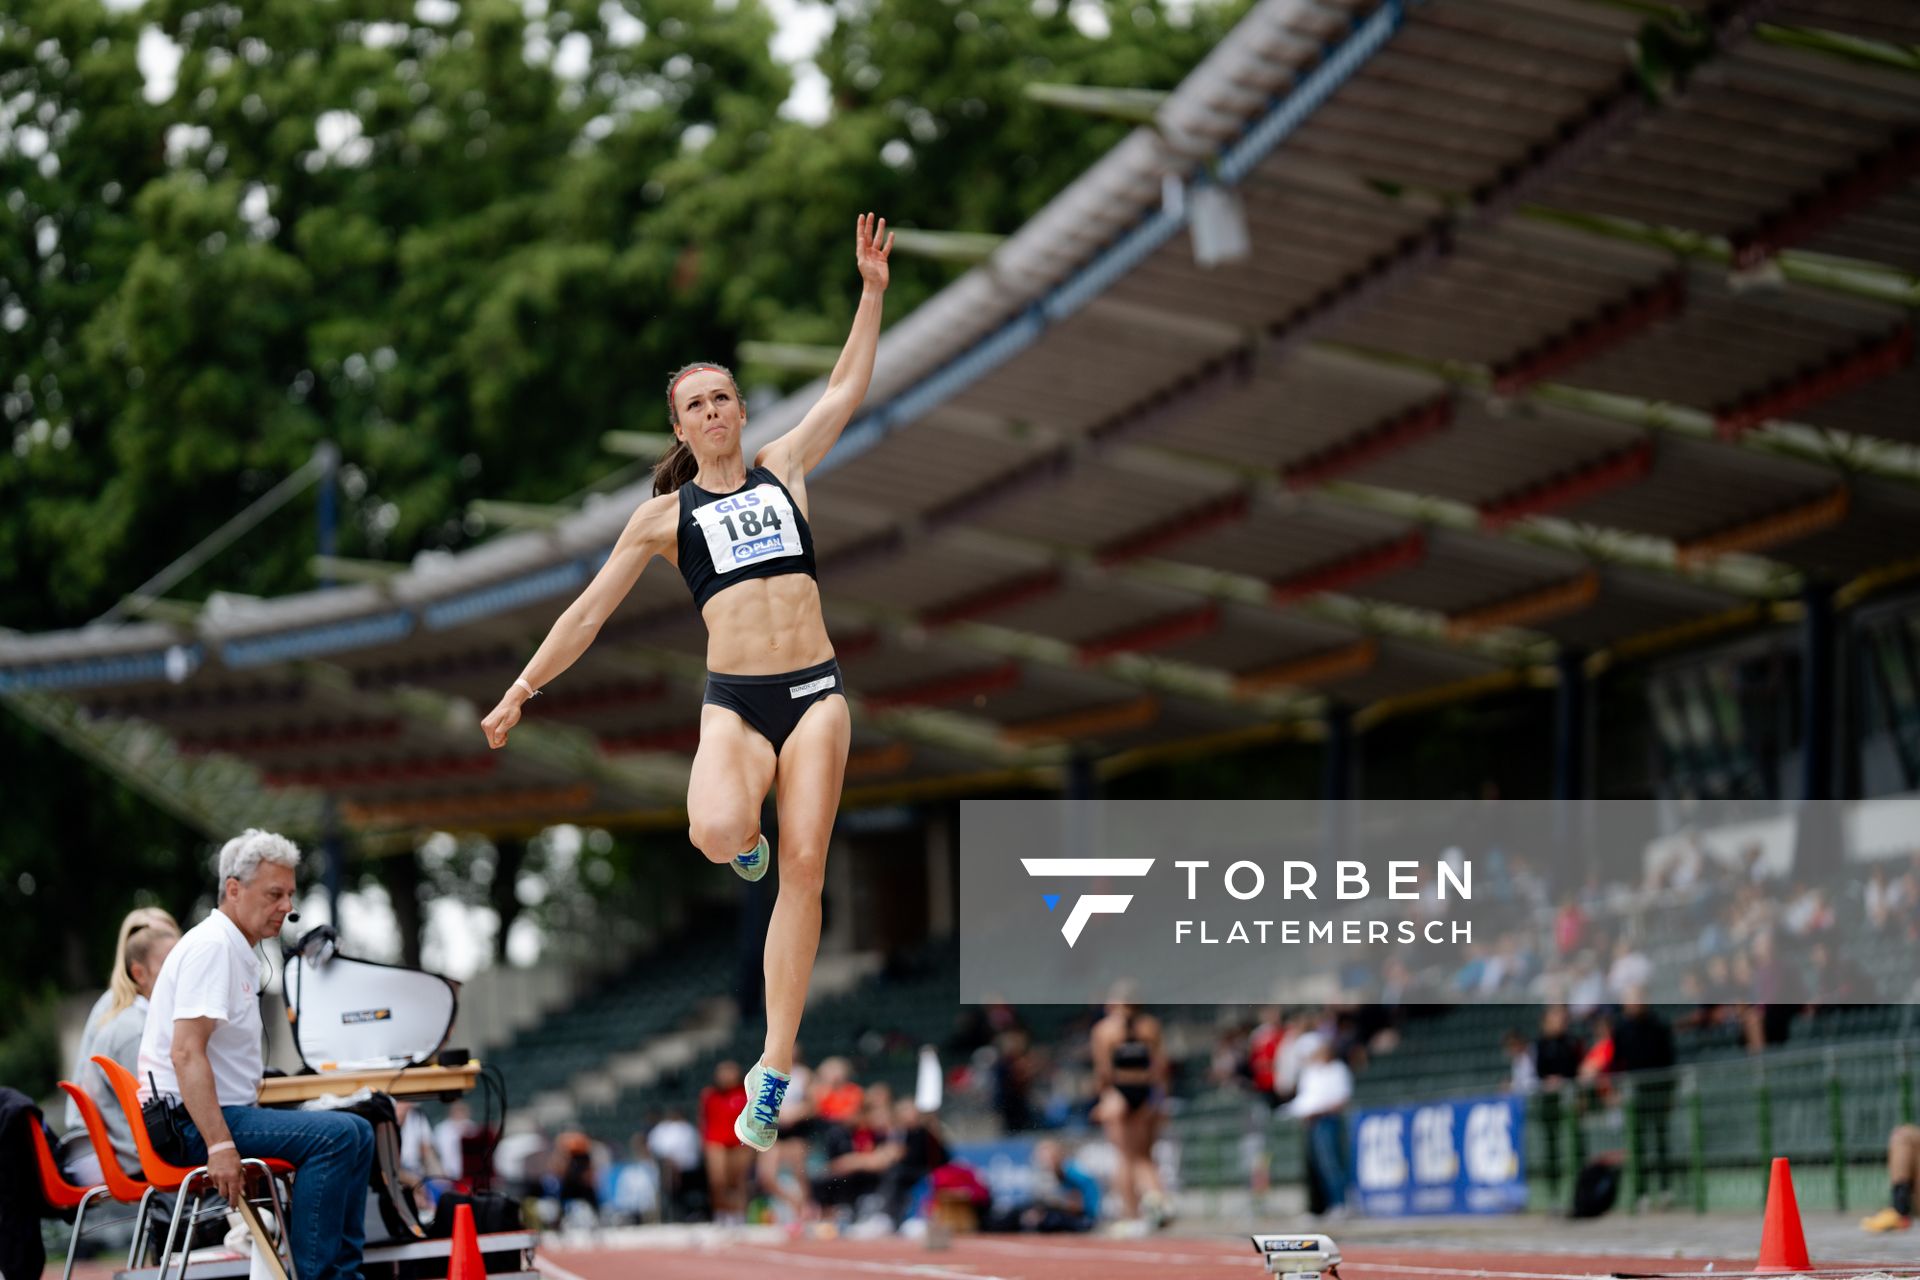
59,906,181,1181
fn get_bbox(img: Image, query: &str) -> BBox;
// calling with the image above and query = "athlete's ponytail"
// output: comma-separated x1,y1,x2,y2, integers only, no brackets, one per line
652,437,698,496
654,361,741,496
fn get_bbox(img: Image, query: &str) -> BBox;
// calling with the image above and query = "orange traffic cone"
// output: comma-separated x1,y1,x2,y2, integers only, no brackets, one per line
1755,1157,1812,1272
448,1202,486,1280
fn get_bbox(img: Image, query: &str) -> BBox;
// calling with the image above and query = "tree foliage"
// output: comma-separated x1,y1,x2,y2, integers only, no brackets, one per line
0,0,1252,1028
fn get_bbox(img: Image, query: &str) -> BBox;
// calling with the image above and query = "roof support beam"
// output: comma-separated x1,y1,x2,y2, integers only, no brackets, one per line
1270,532,1428,605
1449,572,1601,639
1075,604,1222,663
1282,397,1454,489
1493,272,1688,396
864,661,1024,711
920,569,1064,628
1752,23,1920,77
1235,638,1380,693
1677,487,1851,563
1715,325,1914,440
1479,440,1656,530
1003,695,1162,747
1730,132,1920,270
1314,340,1920,489
887,230,1009,265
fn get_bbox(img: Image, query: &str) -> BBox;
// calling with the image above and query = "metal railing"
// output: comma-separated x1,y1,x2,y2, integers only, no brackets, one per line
1175,1036,1920,1213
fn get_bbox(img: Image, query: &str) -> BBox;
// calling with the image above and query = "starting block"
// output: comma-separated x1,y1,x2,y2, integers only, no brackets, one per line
1250,1233,1341,1280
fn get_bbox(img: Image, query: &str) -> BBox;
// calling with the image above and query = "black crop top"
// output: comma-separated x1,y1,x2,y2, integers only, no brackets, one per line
675,466,818,610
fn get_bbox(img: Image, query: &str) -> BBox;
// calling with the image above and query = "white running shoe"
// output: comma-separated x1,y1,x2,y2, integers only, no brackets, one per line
735,1058,791,1151
731,833,771,883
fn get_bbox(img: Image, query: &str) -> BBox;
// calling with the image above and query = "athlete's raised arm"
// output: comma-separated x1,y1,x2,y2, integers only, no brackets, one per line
481,493,675,748
757,212,893,478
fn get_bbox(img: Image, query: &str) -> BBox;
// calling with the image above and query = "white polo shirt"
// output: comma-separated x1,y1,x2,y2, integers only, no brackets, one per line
137,910,264,1107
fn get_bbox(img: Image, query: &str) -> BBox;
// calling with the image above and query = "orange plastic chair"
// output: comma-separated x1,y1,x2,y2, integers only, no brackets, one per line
91,1054,297,1280
27,1103,109,1280
58,1080,150,1205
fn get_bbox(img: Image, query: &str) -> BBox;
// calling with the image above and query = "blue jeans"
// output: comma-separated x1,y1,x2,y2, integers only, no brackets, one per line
178,1105,375,1280
1307,1113,1348,1211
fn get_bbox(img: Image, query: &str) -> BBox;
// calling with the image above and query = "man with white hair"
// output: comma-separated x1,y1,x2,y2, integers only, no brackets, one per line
138,830,376,1280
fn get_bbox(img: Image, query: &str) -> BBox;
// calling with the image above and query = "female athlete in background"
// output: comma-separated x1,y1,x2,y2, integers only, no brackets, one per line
482,213,893,1151
1090,986,1172,1228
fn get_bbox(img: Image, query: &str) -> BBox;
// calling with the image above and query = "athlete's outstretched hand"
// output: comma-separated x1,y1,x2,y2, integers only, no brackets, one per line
481,690,524,749
856,211,893,292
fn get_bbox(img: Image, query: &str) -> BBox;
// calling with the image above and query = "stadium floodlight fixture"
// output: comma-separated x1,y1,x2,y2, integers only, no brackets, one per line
1188,181,1251,269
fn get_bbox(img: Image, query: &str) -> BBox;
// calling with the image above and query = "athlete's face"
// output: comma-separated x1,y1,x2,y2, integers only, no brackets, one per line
673,371,744,455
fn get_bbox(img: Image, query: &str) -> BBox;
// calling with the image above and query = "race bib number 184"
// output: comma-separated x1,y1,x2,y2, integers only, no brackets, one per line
693,484,803,574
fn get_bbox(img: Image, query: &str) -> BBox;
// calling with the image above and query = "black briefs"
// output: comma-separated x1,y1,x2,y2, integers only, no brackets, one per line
703,658,843,753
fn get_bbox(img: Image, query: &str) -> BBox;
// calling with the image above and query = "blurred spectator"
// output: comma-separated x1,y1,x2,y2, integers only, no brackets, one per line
813,1056,865,1125
1244,1008,1285,1207
1577,1014,1614,1097
985,1139,1099,1233
1533,1006,1583,1195
1782,883,1834,937
879,1099,948,1226
395,1100,446,1196
58,908,180,1186
1091,992,1170,1227
1864,865,1902,932
1611,995,1676,1207
550,1130,600,1226
1288,1038,1353,1219
1503,1030,1538,1095
1859,1123,1917,1234
993,1027,1039,1133
1273,1010,1325,1105
608,1135,660,1224
1567,951,1607,1018
1745,931,1802,1051
814,1085,898,1220
493,1125,550,1199
1606,936,1653,1001
433,1100,473,1184
1807,941,1870,1006
1554,894,1587,958
700,1061,751,1225
646,1107,702,1222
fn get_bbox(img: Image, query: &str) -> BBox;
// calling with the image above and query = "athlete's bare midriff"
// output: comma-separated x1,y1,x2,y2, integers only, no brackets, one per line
699,573,835,675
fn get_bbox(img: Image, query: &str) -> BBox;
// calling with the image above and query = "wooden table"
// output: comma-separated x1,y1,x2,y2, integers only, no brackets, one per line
256,1062,480,1106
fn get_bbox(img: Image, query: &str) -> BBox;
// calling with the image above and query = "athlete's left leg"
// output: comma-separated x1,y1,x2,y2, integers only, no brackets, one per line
762,694,850,1074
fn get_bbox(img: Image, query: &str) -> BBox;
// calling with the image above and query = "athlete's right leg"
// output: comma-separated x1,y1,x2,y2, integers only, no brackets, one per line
1101,1095,1139,1218
687,703,777,865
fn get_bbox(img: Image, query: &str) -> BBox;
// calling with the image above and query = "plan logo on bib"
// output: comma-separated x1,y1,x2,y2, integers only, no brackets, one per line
1020,858,1155,947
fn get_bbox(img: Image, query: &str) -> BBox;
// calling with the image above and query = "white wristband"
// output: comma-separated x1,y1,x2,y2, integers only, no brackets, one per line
207,1141,236,1157
514,677,539,699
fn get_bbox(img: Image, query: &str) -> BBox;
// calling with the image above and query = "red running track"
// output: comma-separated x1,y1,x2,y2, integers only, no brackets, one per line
535,1239,1891,1280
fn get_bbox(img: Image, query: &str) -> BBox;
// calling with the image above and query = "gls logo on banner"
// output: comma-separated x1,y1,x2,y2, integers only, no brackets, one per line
1020,858,1155,947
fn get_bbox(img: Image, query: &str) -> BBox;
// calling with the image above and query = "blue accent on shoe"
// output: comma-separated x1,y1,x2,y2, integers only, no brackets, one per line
1043,894,1061,912
730,833,771,883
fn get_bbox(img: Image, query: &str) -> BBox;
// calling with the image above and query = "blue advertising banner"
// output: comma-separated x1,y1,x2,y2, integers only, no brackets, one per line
1350,1095,1526,1217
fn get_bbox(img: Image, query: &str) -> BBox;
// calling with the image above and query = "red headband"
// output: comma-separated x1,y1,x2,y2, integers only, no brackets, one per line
668,364,725,410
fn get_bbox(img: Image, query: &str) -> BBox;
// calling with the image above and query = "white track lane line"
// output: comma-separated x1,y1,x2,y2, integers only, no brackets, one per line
729,1244,1016,1280
970,1237,1244,1266
534,1257,596,1280
968,1240,1920,1280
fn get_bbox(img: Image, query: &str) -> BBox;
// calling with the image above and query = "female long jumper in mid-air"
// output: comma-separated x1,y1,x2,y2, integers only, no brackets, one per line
481,212,894,1150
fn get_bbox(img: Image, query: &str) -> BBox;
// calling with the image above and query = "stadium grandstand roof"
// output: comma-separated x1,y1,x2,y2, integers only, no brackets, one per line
5,0,1919,837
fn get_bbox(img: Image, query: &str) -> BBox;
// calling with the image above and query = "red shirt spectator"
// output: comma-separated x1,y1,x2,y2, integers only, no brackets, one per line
701,1083,746,1148
1248,1021,1284,1096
